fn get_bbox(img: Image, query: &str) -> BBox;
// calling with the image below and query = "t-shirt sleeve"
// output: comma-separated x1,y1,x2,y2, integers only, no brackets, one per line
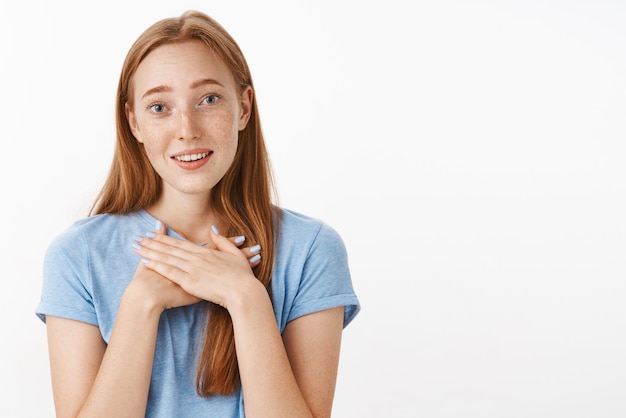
35,228,98,326
287,222,360,328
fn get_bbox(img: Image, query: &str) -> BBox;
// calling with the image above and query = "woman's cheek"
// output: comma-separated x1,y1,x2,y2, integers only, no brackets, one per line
211,111,240,140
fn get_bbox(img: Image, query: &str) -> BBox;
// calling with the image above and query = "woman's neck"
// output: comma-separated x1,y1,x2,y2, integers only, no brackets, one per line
146,193,219,244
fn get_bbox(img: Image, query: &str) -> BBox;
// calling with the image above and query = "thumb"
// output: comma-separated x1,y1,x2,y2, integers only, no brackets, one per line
153,219,167,234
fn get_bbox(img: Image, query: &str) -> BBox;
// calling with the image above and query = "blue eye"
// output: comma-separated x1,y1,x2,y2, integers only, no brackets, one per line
150,103,166,113
203,95,219,105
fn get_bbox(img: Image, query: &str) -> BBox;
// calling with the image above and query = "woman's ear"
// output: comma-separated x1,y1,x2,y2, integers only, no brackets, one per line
125,103,143,143
238,86,253,131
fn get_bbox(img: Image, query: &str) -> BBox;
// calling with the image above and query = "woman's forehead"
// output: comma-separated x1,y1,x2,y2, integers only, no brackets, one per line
133,40,234,93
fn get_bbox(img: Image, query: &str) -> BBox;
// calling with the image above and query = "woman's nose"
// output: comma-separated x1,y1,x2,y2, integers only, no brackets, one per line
177,108,201,140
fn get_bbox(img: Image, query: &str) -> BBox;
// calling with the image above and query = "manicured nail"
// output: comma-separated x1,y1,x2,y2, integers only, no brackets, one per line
249,254,261,263
211,225,220,235
134,236,144,242
235,235,245,244
146,231,156,239
132,242,142,250
141,258,150,264
250,244,261,254
155,220,162,230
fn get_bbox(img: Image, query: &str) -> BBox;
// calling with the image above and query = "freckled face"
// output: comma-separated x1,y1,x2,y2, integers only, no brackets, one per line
126,40,252,199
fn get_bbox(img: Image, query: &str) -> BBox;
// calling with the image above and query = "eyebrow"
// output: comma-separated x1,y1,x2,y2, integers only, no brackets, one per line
141,78,225,100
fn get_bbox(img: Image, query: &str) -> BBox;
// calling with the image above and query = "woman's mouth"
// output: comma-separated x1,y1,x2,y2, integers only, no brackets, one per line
174,151,211,162
172,150,213,170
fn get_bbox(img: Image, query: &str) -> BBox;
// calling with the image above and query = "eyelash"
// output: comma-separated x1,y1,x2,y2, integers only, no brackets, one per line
202,94,220,105
148,103,166,113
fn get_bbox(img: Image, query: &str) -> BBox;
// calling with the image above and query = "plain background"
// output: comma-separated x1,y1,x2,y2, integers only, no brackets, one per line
1,0,625,416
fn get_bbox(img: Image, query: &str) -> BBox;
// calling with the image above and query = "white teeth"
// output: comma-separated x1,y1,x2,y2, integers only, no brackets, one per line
175,152,209,162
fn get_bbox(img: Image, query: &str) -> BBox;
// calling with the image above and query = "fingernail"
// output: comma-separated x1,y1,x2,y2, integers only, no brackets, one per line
134,236,144,242
235,235,245,244
250,244,261,254
141,258,150,264
249,254,261,263
132,242,142,250
211,225,220,235
155,220,162,230
146,232,156,239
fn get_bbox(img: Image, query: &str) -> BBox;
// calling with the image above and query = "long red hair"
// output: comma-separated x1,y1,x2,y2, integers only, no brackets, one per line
90,10,278,397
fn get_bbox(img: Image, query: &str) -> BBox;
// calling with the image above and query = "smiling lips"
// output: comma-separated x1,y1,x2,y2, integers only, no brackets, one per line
174,151,211,162
172,150,213,170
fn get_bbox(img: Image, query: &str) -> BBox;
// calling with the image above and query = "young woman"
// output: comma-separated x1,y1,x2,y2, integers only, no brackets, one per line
36,10,360,418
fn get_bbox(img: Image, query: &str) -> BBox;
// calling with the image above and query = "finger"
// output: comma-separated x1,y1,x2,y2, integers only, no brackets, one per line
210,225,244,256
138,255,189,288
135,234,207,268
212,225,261,266
249,253,262,268
240,243,262,260
230,237,260,264
153,219,166,234
143,231,206,255
229,235,246,247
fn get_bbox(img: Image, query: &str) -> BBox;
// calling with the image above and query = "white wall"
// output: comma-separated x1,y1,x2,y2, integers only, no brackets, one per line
1,0,625,417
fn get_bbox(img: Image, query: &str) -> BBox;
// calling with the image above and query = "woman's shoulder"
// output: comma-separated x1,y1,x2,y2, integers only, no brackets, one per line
276,207,346,249
278,207,325,234
49,211,148,249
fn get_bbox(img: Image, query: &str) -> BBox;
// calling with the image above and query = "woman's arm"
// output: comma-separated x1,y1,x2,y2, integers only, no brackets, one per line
46,265,182,418
46,296,160,417
230,285,345,418
46,317,106,417
78,279,164,417
281,306,345,417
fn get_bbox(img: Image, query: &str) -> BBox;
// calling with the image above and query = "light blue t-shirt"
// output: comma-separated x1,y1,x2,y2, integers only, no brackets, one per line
36,208,360,417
